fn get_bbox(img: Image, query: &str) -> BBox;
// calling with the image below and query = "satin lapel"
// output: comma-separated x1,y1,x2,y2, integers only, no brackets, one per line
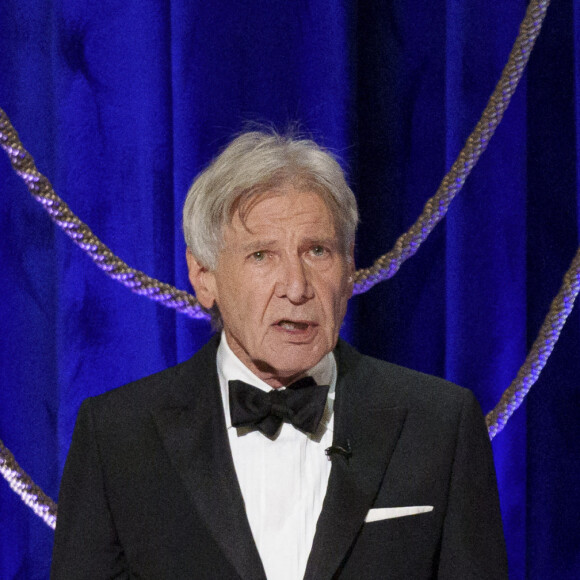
151,339,266,580
304,342,408,580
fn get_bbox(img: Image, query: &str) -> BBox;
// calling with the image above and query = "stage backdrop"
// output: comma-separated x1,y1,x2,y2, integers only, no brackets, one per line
1,1,579,578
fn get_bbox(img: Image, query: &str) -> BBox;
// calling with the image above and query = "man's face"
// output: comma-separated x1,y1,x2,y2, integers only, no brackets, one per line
187,188,354,387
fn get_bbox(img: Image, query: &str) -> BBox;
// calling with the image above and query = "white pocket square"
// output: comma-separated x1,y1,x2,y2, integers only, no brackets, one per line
365,505,434,523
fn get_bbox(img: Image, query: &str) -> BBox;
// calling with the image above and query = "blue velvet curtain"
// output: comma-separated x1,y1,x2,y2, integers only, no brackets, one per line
1,1,578,577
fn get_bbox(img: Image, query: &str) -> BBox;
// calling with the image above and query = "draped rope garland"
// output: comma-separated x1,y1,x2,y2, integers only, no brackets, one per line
0,440,58,530
0,0,566,530
353,0,550,291
486,246,580,438
0,123,207,319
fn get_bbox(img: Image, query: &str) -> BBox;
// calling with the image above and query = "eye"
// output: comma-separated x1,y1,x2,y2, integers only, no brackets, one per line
252,251,266,261
310,245,326,257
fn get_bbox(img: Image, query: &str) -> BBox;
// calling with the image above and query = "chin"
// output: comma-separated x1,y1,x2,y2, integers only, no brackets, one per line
270,353,323,377
253,338,333,378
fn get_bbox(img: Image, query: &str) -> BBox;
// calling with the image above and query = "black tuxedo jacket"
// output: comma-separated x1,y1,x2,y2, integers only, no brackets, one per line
51,336,507,579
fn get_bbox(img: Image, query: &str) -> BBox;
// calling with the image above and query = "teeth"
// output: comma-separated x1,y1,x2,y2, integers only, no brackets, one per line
278,320,308,330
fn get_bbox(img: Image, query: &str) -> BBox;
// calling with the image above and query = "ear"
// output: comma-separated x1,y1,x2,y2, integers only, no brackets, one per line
186,248,218,309
347,244,356,289
348,243,355,271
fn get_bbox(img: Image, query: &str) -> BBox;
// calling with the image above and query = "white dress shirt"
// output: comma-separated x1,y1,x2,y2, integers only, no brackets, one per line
217,332,336,580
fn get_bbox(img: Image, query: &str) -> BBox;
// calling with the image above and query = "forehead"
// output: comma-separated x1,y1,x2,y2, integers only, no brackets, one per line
230,189,337,237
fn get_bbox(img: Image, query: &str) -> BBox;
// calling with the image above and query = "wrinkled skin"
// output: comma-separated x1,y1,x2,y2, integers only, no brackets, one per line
187,188,354,388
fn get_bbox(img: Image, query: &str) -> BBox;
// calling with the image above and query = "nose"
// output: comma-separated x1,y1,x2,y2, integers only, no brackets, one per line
275,255,314,303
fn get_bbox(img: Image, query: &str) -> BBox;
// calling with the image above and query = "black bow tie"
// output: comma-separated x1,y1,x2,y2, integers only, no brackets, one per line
228,376,330,437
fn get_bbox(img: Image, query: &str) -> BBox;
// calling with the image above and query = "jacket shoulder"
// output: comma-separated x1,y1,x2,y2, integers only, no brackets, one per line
85,334,220,418
335,339,475,416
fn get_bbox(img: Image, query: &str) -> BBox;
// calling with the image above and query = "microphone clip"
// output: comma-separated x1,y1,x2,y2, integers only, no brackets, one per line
325,439,352,461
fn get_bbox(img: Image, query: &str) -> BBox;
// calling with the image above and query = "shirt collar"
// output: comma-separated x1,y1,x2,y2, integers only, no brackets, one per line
217,331,336,433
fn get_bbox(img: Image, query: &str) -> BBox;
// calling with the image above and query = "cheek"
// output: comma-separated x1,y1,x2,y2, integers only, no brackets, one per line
319,288,348,331
226,286,268,329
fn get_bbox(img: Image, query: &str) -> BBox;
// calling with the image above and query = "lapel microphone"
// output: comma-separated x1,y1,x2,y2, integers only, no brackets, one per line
325,439,352,460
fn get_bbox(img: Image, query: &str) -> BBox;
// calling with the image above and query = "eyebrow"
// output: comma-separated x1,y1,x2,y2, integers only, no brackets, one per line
302,237,338,248
240,240,278,253
240,238,339,254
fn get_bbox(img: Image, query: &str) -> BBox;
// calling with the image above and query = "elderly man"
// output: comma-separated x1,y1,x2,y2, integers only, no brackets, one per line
51,132,508,579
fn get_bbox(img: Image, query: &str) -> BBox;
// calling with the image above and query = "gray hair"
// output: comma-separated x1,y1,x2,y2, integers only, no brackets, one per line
183,130,359,270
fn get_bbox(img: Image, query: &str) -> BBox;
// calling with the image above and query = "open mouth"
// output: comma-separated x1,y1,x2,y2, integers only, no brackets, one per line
276,320,311,331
